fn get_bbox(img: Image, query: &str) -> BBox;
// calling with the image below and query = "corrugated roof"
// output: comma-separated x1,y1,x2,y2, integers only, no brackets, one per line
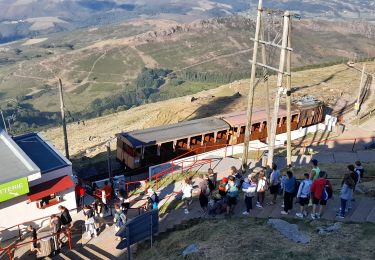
119,117,230,148
217,107,298,127
0,129,40,184
13,133,71,174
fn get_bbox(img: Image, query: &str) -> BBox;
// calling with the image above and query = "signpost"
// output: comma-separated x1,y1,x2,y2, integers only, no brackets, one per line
0,177,29,202
116,209,159,260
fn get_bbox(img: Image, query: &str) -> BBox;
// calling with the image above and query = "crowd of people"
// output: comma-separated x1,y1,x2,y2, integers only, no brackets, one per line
183,160,365,221
24,159,366,257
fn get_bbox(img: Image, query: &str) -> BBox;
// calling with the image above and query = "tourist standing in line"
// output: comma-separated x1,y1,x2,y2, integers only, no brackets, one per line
75,182,85,208
242,175,257,215
337,173,355,219
58,205,72,243
207,168,217,194
198,174,209,214
147,188,159,210
182,178,193,214
347,164,359,210
49,214,62,249
296,173,312,218
83,205,97,239
114,204,127,240
256,170,267,208
269,163,281,205
225,176,239,215
354,161,364,181
311,159,320,180
310,171,332,219
281,171,296,215
27,225,42,255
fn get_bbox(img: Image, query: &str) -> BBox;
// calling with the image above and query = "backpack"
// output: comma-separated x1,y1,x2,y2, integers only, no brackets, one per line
293,180,300,198
321,181,333,200
218,183,226,192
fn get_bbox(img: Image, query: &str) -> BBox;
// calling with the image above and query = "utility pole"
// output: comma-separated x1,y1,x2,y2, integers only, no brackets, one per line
241,0,263,171
0,110,7,133
106,142,113,183
58,78,70,159
286,18,292,166
267,11,291,167
260,17,271,140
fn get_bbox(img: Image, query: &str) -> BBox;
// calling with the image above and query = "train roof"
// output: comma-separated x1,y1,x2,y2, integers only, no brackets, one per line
216,106,298,127
118,117,229,148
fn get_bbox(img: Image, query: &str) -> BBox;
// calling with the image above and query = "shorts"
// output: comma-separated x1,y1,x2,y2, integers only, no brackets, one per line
270,184,280,195
32,242,38,249
227,196,237,206
298,197,309,206
312,197,327,206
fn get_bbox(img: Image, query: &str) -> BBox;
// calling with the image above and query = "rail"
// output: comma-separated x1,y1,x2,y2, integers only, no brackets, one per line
0,227,72,260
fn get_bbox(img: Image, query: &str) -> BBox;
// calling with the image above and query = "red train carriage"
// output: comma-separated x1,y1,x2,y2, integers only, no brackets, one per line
116,100,325,170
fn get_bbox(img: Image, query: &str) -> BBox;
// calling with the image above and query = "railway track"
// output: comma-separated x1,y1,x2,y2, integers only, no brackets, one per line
332,64,373,117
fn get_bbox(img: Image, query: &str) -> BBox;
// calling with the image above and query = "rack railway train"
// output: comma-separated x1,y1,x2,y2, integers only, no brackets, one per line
116,99,325,171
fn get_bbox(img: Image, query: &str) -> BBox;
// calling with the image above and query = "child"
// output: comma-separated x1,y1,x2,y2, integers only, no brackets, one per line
256,170,268,208
182,178,193,214
296,173,312,218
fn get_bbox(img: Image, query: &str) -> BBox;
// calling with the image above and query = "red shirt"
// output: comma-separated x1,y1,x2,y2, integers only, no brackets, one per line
102,185,112,198
75,185,85,197
310,178,332,200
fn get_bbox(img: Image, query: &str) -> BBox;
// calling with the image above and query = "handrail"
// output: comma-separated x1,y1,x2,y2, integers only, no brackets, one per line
0,227,72,260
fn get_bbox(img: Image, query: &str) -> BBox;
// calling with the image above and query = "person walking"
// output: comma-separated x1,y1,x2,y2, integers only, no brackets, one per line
256,170,267,208
242,175,257,215
58,205,72,243
281,171,296,215
269,163,281,205
182,178,193,214
347,164,359,210
225,176,239,215
337,173,355,219
296,173,312,218
310,171,333,219
83,205,97,239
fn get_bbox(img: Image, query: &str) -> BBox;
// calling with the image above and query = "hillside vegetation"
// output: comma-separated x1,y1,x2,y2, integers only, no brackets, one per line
42,61,375,159
1,16,375,134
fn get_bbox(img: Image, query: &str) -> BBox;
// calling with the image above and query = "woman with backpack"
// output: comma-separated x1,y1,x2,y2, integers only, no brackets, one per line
337,173,355,219
296,173,312,218
256,170,268,208
218,177,228,198
225,176,239,215
207,168,217,194
281,171,296,215
269,163,281,205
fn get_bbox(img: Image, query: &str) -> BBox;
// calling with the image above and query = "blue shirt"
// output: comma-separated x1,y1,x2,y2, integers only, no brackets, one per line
283,176,296,193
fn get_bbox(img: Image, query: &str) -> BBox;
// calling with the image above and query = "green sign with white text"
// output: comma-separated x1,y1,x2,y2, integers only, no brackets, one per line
0,177,29,203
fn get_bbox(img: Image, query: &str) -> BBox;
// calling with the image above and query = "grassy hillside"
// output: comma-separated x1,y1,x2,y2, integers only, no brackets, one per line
0,16,374,133
41,61,375,159
136,217,375,259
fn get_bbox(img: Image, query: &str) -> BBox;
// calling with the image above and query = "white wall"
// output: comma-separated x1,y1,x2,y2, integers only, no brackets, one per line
0,188,77,241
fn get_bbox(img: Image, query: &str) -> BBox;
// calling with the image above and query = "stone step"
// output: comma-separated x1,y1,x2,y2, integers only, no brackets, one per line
342,197,362,221
350,197,375,222
322,197,341,221
56,253,72,260
366,204,375,223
